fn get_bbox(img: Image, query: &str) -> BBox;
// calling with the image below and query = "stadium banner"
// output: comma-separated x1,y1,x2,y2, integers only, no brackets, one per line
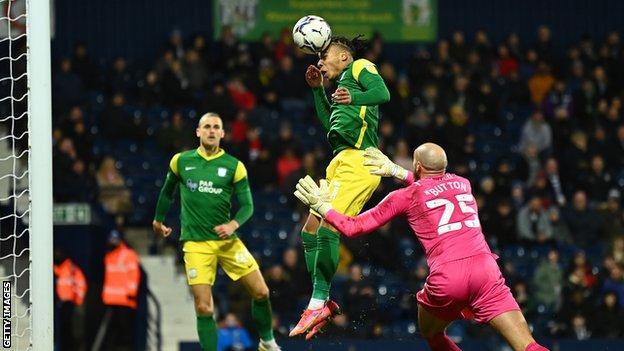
213,0,437,42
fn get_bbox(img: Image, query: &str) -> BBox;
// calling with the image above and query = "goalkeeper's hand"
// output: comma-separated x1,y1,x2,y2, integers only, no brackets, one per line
293,176,333,216
363,147,408,180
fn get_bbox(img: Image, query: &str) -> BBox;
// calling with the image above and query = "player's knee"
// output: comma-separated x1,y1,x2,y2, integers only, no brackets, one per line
195,301,214,316
303,217,320,233
252,285,270,301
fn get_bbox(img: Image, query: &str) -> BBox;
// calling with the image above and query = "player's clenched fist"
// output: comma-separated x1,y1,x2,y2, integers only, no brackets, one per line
152,220,172,238
305,65,323,88
332,87,352,104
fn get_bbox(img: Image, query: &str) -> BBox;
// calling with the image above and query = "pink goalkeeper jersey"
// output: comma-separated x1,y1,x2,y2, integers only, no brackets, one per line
325,173,492,270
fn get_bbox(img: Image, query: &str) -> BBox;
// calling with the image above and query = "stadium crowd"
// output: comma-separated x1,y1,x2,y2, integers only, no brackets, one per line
50,25,624,342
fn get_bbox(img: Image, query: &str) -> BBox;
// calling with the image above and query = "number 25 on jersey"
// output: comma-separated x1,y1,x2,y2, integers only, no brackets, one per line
425,194,480,235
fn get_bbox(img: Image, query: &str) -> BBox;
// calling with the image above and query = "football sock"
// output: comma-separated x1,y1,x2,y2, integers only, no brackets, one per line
311,227,340,301
301,230,318,275
252,298,275,342
196,315,217,351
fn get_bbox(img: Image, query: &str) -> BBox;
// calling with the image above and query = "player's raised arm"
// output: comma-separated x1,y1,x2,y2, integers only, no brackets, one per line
153,153,181,237
294,176,409,237
362,147,414,184
348,59,390,106
306,64,332,131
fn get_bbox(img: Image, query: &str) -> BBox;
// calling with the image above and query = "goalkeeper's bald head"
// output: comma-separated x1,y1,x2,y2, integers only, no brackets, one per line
414,143,447,176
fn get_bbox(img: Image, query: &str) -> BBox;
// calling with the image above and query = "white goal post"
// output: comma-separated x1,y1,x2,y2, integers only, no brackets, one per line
27,0,53,349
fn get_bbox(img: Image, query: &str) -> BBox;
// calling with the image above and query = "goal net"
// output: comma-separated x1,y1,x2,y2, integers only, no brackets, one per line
0,0,52,350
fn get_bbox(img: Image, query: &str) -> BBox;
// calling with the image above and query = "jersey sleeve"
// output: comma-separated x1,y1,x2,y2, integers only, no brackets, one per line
233,161,248,184
350,59,390,106
232,161,254,226
324,187,411,237
154,154,181,222
312,87,332,131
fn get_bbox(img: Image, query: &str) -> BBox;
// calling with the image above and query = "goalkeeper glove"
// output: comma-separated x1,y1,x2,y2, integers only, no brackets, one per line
293,176,334,216
362,147,409,180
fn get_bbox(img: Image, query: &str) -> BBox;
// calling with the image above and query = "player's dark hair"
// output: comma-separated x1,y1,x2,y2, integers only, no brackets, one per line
330,35,369,57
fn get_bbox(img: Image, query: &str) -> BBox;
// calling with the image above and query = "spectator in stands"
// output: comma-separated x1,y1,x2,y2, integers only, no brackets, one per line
71,42,99,90
157,111,192,155
101,92,147,140
217,313,253,351
102,230,140,351
583,154,613,204
566,314,592,340
518,110,552,154
563,190,603,248
548,207,572,244
532,249,563,310
137,70,163,108
593,292,623,338
517,196,553,245
517,143,542,188
528,61,555,105
96,156,132,217
562,131,591,184
602,191,624,241
566,251,597,293
53,58,83,114
107,56,133,96
343,264,378,338
276,147,301,186
264,265,295,320
544,157,567,206
281,248,310,300
183,49,209,94
602,264,624,307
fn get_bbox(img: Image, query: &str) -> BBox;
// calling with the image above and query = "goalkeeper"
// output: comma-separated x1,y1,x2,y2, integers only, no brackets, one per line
153,113,281,351
290,35,390,339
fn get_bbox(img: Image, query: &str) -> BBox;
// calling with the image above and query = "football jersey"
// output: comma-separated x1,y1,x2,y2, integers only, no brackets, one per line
326,59,382,153
324,173,492,270
168,148,248,241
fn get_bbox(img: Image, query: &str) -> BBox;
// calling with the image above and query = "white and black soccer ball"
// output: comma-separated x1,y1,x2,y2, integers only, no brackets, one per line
292,15,332,55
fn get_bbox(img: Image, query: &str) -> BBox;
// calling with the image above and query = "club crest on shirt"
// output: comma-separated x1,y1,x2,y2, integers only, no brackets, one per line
217,167,227,177
186,179,199,192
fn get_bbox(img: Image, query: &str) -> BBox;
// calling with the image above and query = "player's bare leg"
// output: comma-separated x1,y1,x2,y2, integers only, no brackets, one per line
418,304,461,351
190,284,217,351
240,270,280,350
489,311,549,351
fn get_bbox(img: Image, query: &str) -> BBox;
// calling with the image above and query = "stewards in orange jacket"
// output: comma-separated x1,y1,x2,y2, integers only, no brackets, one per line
102,233,140,309
101,230,141,351
54,257,87,305
54,249,87,351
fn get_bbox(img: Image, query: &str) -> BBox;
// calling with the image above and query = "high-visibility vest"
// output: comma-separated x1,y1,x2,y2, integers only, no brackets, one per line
53,258,87,306
102,243,140,309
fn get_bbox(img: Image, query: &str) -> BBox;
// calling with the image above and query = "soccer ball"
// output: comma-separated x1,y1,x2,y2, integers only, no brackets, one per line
292,15,332,55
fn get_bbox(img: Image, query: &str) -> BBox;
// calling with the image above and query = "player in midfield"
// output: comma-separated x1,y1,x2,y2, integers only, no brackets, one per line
153,113,281,351
293,143,550,351
290,35,391,339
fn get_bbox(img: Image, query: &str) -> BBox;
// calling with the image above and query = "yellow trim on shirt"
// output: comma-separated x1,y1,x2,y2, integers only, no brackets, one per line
233,161,248,183
197,147,225,161
352,58,378,82
354,106,368,149
169,153,181,176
